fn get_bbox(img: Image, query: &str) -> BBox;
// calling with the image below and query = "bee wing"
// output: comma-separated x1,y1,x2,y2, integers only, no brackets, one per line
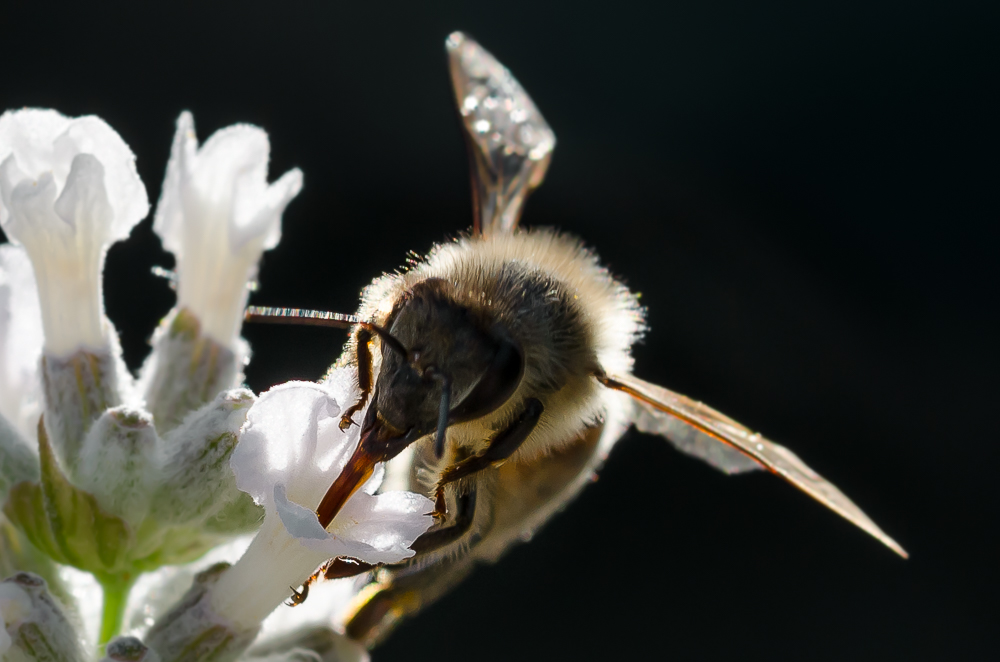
446,32,556,237
599,372,908,558
631,398,764,475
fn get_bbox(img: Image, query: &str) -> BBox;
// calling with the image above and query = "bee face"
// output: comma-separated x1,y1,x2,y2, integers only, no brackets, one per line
375,278,524,439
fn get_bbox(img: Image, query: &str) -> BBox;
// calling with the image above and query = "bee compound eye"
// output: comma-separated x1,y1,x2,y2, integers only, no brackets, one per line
447,338,524,424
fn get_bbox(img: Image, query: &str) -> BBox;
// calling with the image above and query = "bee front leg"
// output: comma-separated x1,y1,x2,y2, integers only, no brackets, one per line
340,328,375,430
323,557,380,579
405,489,477,556
435,398,544,496
287,567,322,606
287,556,382,607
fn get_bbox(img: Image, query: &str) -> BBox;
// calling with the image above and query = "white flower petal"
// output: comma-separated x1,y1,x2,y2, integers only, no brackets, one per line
53,154,113,232
4,169,63,238
0,109,70,193
0,245,43,441
0,155,29,217
211,370,434,630
230,166,302,252
332,490,434,561
232,377,435,551
188,125,269,210
273,484,330,541
152,111,195,257
208,515,331,631
0,108,148,239
0,109,149,355
153,112,302,347
53,116,148,238
231,381,345,509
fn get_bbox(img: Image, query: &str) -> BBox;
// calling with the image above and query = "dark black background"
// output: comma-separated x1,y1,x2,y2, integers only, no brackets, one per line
2,1,996,660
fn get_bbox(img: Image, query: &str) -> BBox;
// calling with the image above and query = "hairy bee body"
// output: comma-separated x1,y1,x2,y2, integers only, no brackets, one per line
350,228,643,465
329,229,643,639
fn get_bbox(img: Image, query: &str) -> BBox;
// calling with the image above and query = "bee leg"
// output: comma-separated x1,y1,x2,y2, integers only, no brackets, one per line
288,556,381,607
322,556,380,579
404,489,477,556
436,397,544,492
286,584,308,607
340,328,374,430
287,569,320,606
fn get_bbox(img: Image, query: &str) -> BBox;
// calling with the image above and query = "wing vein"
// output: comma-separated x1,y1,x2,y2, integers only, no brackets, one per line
599,373,908,558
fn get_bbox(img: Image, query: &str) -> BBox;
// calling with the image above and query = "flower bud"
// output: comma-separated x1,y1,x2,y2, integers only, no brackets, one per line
139,310,246,435
100,636,160,662
0,572,85,662
4,394,257,604
149,389,256,527
75,407,160,527
3,420,132,576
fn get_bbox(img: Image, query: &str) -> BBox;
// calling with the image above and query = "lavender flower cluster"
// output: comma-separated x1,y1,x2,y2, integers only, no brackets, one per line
0,109,433,662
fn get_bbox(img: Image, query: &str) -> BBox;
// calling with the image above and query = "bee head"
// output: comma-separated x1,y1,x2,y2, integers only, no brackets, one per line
375,278,524,445
260,279,524,529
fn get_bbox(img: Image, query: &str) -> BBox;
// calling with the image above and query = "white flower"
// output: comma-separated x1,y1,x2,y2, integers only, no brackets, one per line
208,373,433,630
0,109,149,357
153,112,303,348
0,244,43,441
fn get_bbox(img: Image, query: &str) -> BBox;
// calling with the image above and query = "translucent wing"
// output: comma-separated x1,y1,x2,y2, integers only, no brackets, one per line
632,401,764,475
446,32,556,237
599,372,908,558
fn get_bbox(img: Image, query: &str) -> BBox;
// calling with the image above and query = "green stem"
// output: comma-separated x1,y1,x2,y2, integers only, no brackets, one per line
98,574,135,651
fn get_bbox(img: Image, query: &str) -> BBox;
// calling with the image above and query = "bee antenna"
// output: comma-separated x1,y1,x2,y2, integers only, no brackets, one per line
244,306,413,361
424,367,452,459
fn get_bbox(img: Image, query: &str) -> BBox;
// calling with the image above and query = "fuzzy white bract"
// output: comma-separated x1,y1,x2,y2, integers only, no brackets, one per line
153,111,303,348
209,375,434,630
0,109,148,357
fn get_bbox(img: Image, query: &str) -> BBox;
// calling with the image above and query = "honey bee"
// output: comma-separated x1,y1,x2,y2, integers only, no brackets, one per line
246,31,906,648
